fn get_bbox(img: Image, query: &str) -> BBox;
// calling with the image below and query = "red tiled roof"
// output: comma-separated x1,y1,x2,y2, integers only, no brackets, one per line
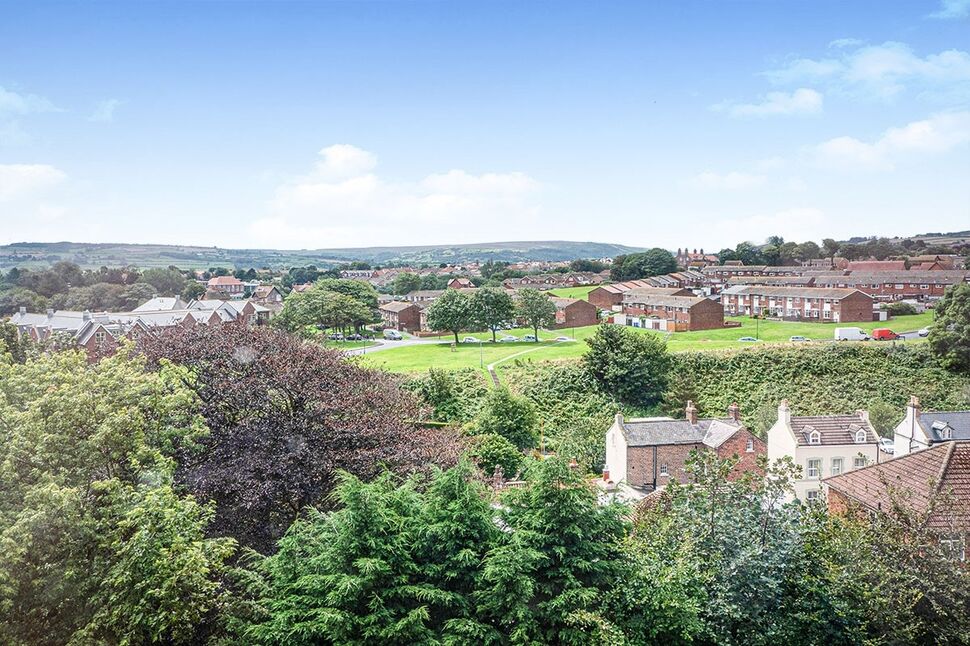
845,260,907,272
825,442,970,530
208,275,244,286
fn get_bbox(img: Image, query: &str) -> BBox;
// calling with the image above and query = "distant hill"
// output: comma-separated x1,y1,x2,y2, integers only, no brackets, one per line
0,240,644,270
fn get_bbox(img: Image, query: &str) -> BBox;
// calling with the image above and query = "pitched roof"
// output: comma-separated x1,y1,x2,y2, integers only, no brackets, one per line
846,260,907,271
621,416,743,447
621,294,714,309
207,275,244,286
790,413,878,446
380,300,419,313
825,441,970,530
721,285,868,300
918,411,970,443
132,297,187,312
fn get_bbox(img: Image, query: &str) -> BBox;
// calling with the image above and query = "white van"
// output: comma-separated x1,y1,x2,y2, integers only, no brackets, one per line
383,329,403,341
834,327,869,341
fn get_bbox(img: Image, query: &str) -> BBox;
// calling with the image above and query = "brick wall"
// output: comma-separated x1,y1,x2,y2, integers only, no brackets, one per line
627,443,705,490
554,300,598,328
716,428,766,479
588,287,622,310
837,291,875,323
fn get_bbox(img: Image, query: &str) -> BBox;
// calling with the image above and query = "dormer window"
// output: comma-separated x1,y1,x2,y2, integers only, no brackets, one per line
808,429,821,445
854,430,867,444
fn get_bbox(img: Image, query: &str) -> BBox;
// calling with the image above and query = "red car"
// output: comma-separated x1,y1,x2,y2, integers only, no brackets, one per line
871,328,900,341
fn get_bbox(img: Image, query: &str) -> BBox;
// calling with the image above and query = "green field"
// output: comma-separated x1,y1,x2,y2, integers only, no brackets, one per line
548,285,597,299
356,313,934,374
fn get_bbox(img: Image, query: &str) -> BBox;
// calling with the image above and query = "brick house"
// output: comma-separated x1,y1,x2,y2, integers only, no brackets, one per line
767,401,881,502
588,282,692,310
825,441,969,558
614,292,724,331
813,271,969,302
894,396,970,457
447,277,474,289
720,285,873,322
207,275,246,295
549,297,598,329
604,402,765,491
379,301,422,332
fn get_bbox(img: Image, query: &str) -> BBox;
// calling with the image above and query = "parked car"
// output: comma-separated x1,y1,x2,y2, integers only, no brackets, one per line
834,327,870,341
461,336,479,343
383,329,403,341
555,336,573,342
871,328,900,341
879,438,895,454
498,335,518,343
918,327,930,337
738,336,759,342
522,334,538,342
789,335,809,342
346,333,363,341
328,333,344,341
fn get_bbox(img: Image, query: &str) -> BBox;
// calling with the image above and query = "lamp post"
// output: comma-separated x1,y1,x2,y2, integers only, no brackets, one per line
479,339,484,369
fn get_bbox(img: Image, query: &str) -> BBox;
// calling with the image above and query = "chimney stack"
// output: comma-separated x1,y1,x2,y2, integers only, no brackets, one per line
82,310,91,321
46,308,54,318
18,306,26,315
727,402,741,422
602,468,610,482
908,395,921,412
615,412,624,427
686,400,699,425
777,399,791,425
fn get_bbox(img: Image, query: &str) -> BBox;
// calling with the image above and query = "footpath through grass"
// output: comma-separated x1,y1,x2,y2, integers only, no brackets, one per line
356,313,934,373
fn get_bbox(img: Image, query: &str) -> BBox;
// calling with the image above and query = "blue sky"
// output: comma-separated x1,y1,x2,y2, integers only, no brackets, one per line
1,0,968,251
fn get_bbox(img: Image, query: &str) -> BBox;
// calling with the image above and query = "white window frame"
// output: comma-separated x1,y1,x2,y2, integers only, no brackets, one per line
831,457,843,476
659,463,669,477
853,455,867,469
855,429,867,444
805,489,821,503
807,458,821,479
745,438,754,453
808,430,821,445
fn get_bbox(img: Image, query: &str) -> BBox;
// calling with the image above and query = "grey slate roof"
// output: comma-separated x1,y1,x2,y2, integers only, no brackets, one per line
790,413,879,446
721,285,866,300
918,411,970,443
622,417,742,447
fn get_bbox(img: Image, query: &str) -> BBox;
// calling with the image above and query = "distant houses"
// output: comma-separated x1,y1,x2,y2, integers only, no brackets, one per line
613,291,724,331
720,285,873,323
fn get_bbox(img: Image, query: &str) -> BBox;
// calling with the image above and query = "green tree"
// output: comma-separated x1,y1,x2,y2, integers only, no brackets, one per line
425,288,473,344
929,283,970,372
181,280,206,301
610,248,677,281
138,267,188,296
475,387,539,449
468,433,524,478
477,458,628,644
0,322,29,363
582,324,671,406
393,272,423,296
471,287,515,343
0,348,233,645
515,288,557,341
246,472,445,645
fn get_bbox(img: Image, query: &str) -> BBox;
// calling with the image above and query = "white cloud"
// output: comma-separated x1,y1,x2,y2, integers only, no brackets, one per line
717,88,823,117
929,0,970,19
0,86,60,116
89,98,123,123
252,145,541,247
813,110,970,170
764,42,970,98
829,38,864,49
0,164,67,200
687,171,767,190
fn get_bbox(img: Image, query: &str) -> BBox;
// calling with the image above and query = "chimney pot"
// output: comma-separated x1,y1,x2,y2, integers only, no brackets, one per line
909,395,920,410
18,306,26,315
686,400,699,425
728,402,741,422
46,308,54,318
614,412,624,427
602,469,610,481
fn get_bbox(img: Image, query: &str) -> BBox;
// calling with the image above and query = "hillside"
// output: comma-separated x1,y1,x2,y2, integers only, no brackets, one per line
0,240,643,270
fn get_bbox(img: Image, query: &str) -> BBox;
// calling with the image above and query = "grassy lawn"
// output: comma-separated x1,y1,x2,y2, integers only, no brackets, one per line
548,285,596,299
357,313,934,373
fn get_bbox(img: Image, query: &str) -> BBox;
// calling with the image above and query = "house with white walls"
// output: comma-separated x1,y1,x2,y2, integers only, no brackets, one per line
894,395,970,457
767,400,881,502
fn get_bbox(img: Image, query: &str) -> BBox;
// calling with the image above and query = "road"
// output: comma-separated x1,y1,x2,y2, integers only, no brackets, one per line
342,337,439,357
